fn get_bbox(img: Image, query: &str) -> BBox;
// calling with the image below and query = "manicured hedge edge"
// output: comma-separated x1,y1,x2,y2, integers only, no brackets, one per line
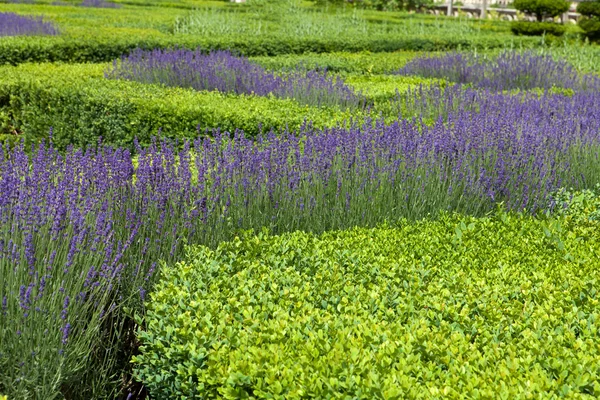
133,213,600,399
0,33,542,66
0,63,353,149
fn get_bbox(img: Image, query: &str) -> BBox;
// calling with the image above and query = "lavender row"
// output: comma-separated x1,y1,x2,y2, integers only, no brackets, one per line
80,0,121,8
0,12,58,37
105,48,364,109
397,51,600,92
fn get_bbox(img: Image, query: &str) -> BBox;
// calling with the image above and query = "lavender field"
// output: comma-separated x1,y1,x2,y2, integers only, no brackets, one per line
1,0,600,399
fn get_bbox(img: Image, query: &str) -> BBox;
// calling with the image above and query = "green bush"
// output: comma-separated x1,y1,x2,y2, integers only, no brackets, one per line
549,184,600,222
510,21,567,36
0,33,540,66
0,63,352,149
513,0,570,21
577,1,600,41
579,17,600,41
577,0,600,17
133,213,600,399
252,51,424,75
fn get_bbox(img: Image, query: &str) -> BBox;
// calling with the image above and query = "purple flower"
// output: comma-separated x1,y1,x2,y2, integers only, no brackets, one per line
61,323,71,345
0,12,58,37
61,296,70,320
106,49,362,109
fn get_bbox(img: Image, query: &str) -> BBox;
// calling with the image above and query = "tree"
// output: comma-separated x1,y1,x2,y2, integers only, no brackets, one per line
513,0,570,22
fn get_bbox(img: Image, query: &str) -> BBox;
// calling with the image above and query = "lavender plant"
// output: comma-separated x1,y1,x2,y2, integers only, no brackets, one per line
397,51,600,92
2,82,600,398
80,0,121,8
105,49,363,109
0,12,58,37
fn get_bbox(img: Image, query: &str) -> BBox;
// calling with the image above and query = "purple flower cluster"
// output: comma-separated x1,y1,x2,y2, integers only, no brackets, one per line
106,49,363,109
81,0,121,8
0,12,58,37
397,51,600,92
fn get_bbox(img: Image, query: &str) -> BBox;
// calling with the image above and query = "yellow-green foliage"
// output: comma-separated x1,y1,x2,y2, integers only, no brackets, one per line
551,185,600,222
346,74,444,102
134,213,600,399
0,63,352,149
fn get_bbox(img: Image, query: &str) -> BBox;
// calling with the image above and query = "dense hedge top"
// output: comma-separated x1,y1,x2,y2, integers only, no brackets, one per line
134,213,600,399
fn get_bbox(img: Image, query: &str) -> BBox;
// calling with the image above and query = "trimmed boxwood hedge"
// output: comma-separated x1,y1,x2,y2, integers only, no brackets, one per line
0,63,353,149
133,212,600,399
0,32,543,66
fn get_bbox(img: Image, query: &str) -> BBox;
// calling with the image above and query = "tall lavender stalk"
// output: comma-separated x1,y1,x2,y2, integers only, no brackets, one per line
397,51,600,92
105,49,363,109
0,12,58,37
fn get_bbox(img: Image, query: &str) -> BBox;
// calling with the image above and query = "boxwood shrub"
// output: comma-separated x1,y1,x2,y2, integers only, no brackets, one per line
0,32,543,66
133,213,600,399
510,21,567,36
0,63,353,149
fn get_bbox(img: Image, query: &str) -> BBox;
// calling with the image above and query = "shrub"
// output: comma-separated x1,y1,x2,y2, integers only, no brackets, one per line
577,1,600,41
0,12,58,37
579,17,600,40
513,0,570,21
549,184,600,222
106,49,364,109
510,20,567,36
0,33,540,66
133,215,600,398
0,63,352,149
577,0,600,17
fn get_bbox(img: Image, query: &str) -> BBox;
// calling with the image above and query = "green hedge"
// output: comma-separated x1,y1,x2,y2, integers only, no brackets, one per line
0,33,543,66
0,63,352,149
252,51,424,75
510,21,567,36
133,213,600,399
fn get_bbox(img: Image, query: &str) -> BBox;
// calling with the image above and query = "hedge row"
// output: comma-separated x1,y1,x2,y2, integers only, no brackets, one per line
134,212,600,399
0,63,353,149
0,32,543,65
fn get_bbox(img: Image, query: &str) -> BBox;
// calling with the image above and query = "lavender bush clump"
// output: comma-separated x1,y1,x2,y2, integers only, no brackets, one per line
105,48,363,109
80,0,121,8
0,12,58,37
397,51,600,92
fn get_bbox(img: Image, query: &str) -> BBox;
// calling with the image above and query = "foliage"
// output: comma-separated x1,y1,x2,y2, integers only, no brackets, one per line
578,17,600,41
513,0,570,21
577,2,600,41
577,0,600,17
0,63,352,149
314,0,433,9
251,51,423,75
133,214,600,398
0,32,537,66
511,21,567,36
549,184,600,222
